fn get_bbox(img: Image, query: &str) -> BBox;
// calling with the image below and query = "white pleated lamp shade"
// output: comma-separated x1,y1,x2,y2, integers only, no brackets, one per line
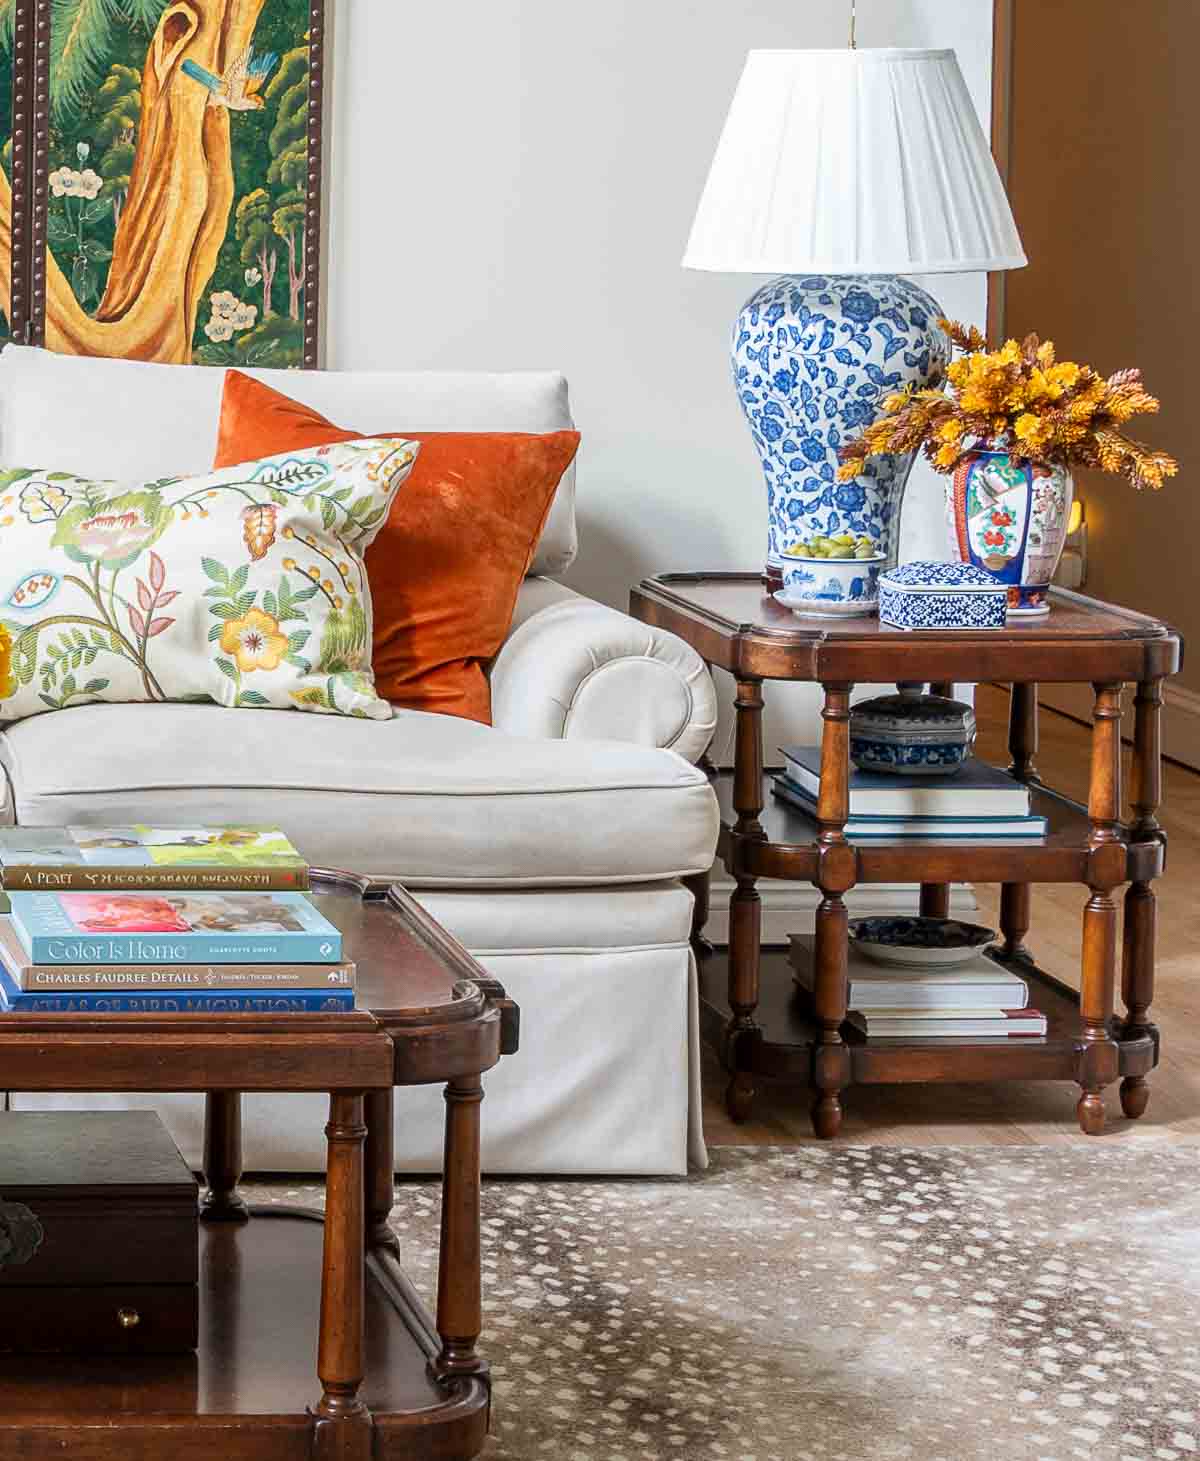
683,48,1026,275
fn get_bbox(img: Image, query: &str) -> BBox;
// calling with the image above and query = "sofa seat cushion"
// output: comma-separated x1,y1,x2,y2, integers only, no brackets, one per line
0,704,718,888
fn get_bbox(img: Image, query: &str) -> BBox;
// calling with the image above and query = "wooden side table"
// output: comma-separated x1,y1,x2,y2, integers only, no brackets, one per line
632,573,1182,1139
0,874,518,1461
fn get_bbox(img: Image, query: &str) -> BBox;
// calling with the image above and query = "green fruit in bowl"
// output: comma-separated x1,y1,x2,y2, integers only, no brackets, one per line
785,531,881,561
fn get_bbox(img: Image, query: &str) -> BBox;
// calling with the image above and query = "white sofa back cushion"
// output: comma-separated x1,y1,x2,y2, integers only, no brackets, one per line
0,346,577,577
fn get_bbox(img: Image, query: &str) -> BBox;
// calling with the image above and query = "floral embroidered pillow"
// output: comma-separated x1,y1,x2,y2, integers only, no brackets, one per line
0,438,419,723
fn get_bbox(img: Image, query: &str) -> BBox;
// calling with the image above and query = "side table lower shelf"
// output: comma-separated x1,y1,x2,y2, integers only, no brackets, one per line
698,944,1159,1116
0,1209,489,1461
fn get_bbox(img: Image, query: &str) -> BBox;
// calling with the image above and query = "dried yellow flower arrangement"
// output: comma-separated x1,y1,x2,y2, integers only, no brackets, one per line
837,320,1178,491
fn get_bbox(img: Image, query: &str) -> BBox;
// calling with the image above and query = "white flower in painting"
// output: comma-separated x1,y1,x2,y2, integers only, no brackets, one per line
244,267,261,287
205,318,235,343
76,142,90,162
231,302,257,331
210,290,240,321
76,168,103,200
49,166,81,197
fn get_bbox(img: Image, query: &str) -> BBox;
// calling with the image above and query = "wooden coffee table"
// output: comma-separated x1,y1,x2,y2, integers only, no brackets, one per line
631,573,1183,1138
0,871,518,1461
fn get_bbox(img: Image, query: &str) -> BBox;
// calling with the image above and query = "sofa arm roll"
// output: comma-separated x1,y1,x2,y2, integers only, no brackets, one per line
490,590,718,762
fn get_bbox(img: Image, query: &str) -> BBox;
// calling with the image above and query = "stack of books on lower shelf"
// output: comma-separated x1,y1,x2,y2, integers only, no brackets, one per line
772,746,1048,840
790,935,1048,1039
0,827,354,1013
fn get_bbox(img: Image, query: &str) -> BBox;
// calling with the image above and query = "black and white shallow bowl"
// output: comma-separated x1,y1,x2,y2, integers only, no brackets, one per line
849,915,997,969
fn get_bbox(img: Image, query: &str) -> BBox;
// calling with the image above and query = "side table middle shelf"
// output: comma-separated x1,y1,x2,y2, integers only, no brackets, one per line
630,572,1183,1139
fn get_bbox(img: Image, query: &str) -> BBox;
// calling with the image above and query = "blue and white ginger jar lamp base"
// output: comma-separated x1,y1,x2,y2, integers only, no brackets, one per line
733,274,952,589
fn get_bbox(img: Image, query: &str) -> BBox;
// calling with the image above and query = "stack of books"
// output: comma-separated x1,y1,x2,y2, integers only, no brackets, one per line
790,935,1047,1039
772,746,1048,839
0,826,354,1013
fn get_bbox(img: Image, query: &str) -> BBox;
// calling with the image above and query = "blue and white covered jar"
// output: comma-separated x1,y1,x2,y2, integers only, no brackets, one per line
878,560,1008,631
850,685,977,775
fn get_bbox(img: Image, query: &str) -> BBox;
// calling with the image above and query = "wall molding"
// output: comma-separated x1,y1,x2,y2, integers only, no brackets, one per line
706,873,977,947
1037,682,1200,773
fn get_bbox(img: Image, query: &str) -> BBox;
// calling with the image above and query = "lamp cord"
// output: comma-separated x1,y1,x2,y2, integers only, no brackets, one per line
849,0,857,48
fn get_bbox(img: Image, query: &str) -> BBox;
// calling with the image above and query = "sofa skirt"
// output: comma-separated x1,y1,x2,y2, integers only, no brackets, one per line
8,889,706,1177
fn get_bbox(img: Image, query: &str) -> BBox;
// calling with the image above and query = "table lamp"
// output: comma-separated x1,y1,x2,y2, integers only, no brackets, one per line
683,45,1026,588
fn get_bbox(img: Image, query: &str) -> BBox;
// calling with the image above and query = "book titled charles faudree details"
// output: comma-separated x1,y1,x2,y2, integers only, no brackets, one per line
0,825,309,893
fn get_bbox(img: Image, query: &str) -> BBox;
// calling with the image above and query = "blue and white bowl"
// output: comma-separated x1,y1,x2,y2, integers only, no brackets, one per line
878,560,1007,631
850,915,997,969
775,553,885,619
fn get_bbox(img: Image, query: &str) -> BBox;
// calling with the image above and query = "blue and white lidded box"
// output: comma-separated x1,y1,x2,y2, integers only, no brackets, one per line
878,561,1008,631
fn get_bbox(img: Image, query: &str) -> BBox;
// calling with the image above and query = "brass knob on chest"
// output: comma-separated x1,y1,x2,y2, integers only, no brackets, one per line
117,1306,141,1329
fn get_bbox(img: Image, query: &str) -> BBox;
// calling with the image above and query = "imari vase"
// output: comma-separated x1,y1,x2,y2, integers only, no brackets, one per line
732,274,952,588
946,445,1074,618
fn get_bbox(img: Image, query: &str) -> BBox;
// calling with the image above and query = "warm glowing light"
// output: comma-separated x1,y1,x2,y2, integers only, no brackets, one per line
1067,499,1084,536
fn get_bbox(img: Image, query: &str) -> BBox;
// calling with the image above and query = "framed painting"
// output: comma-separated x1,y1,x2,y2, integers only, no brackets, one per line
0,0,325,367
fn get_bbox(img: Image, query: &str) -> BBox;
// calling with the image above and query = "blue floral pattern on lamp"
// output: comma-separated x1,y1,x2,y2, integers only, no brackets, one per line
733,274,952,580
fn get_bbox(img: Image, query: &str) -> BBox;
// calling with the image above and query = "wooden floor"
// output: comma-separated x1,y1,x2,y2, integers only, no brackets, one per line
701,683,1200,1146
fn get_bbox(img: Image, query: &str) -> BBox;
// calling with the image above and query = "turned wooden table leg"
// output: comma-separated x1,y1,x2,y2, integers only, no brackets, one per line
811,682,856,1140
919,883,950,919
725,677,766,1123
1121,678,1165,1119
999,882,1032,961
930,681,955,700
1077,683,1124,1136
313,1092,371,1460
364,1088,400,1255
1008,682,1040,784
201,1091,248,1222
435,1076,486,1379
998,682,1040,963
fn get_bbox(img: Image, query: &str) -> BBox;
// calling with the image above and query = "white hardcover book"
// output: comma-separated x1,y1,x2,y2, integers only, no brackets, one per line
790,935,1030,1010
852,1008,1048,1038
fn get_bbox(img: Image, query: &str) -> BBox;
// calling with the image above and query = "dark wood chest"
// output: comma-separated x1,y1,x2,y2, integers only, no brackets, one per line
0,1110,198,1352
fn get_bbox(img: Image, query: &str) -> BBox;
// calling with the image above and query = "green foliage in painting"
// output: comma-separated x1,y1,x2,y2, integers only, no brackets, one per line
48,0,168,127
196,21,310,366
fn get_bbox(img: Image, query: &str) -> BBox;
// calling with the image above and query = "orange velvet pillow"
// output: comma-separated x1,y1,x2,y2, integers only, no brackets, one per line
213,370,580,723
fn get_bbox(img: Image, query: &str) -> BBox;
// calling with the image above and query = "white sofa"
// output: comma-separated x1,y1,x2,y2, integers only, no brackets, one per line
0,346,720,1176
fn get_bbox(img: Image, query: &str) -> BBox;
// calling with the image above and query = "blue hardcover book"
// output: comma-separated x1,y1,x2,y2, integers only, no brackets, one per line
7,890,342,966
0,962,354,1013
771,774,1048,839
779,746,1032,818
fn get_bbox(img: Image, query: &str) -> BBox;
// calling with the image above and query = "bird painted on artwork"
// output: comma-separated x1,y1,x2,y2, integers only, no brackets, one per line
180,47,278,112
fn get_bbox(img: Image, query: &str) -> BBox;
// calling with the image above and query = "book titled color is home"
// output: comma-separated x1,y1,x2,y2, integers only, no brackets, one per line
7,891,341,966
0,918,355,992
0,826,309,893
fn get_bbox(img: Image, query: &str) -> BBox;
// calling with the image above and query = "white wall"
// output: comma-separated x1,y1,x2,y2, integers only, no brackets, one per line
328,0,995,758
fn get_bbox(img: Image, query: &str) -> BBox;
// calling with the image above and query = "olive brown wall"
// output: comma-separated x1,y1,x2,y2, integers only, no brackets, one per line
997,0,1198,754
